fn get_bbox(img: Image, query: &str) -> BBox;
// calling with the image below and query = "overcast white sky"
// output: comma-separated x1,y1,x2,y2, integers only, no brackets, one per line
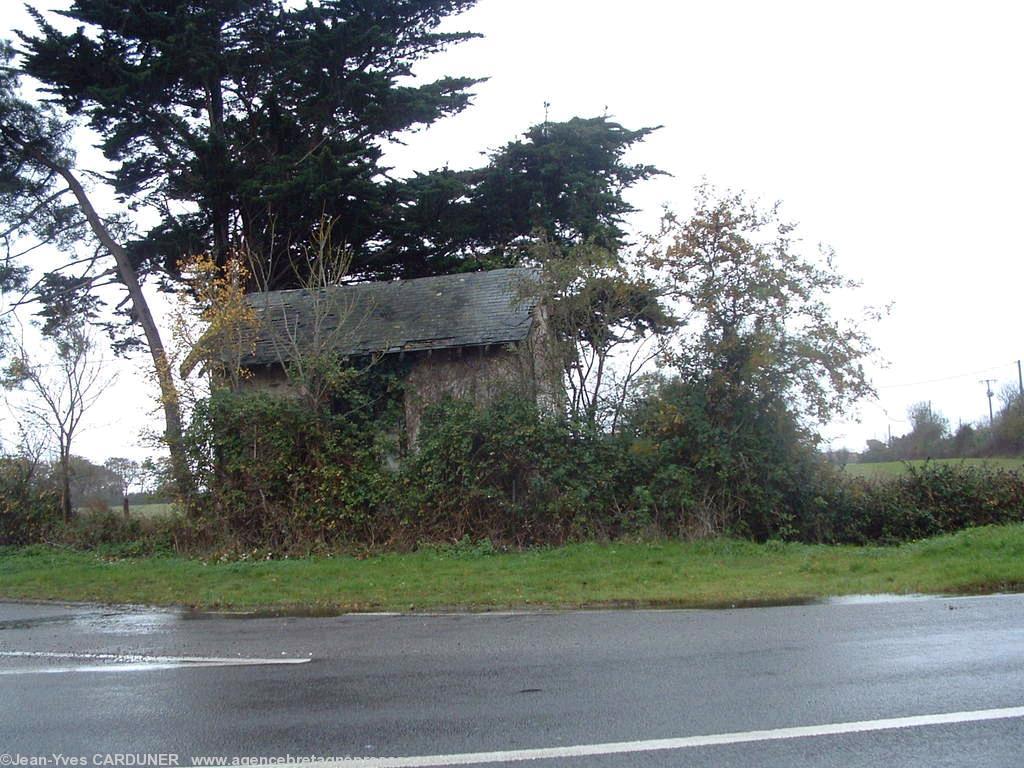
3,0,1023,460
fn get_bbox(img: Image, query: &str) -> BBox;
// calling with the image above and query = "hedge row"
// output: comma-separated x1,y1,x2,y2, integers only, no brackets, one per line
4,391,1023,554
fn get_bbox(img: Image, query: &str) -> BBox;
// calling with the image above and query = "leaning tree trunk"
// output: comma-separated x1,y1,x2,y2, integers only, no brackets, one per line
43,160,194,504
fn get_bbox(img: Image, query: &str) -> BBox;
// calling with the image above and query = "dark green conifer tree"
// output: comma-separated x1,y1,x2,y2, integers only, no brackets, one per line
21,0,483,285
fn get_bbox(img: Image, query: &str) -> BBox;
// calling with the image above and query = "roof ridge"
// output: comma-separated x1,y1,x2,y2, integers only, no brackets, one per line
245,266,539,301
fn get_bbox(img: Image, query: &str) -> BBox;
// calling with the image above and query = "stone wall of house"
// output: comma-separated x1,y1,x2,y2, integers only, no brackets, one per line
237,363,298,397
403,345,529,447
235,304,565,449
403,306,564,446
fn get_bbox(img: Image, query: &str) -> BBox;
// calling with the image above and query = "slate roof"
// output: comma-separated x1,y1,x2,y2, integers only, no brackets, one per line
239,267,540,366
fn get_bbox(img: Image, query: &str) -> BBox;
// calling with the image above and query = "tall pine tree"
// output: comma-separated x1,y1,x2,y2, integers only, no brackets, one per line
21,0,483,286
386,116,663,276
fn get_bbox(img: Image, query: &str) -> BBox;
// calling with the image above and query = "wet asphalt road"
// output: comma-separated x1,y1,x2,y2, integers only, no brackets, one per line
1,595,1023,766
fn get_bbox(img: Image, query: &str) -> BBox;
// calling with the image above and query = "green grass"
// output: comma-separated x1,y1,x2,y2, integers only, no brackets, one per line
843,457,1024,479
3,524,1024,612
124,502,177,519
75,503,179,520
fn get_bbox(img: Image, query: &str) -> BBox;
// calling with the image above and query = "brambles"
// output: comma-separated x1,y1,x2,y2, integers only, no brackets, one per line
0,457,60,546
163,388,1024,554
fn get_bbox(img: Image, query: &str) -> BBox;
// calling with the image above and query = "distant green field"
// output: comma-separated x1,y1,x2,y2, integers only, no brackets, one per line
76,502,179,519
843,457,1024,479
127,502,178,519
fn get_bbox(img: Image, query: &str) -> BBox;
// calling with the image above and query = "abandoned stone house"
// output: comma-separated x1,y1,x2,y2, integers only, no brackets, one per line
236,267,562,445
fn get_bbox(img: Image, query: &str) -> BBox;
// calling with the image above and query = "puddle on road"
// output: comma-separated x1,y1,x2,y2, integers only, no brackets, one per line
180,606,386,620
0,649,311,675
3,591,1017,632
0,608,181,633
0,660,201,675
73,610,180,633
181,594,980,615
826,593,935,605
0,614,80,631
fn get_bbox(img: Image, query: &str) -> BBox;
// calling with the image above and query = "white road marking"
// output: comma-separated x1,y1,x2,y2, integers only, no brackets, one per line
0,662,259,675
307,706,1024,767
0,650,310,674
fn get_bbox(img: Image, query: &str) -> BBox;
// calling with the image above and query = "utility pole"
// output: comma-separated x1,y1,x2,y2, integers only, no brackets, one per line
1017,359,1023,416
981,378,996,427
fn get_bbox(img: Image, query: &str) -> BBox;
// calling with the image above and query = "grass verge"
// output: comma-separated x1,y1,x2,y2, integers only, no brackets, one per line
2,524,1023,612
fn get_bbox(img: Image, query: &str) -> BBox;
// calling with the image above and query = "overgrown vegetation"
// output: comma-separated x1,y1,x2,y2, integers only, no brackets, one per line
393,396,633,546
13,387,1004,557
1,2,1021,580
4,183,1022,558
0,456,60,546
812,462,1024,544
180,387,398,551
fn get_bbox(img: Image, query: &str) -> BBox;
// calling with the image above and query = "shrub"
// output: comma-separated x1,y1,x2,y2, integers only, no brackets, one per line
55,509,179,557
809,462,1024,544
395,395,635,546
59,509,140,547
624,377,827,540
0,457,61,546
182,389,395,551
156,383,1024,554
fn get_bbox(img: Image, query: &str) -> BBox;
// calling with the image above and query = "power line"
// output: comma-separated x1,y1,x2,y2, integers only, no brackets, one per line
876,360,1020,390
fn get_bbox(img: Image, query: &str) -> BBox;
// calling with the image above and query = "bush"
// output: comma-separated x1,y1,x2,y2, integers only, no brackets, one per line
0,457,61,546
54,509,179,557
625,377,826,541
58,509,141,547
179,388,642,552
395,395,635,546
154,384,1024,554
182,389,395,551
809,462,1024,544
616,378,1024,545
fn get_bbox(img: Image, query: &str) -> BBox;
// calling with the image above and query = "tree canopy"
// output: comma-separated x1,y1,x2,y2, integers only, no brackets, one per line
20,0,484,285
1,2,663,497
647,183,878,426
0,42,76,295
18,2,662,290
386,116,663,276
